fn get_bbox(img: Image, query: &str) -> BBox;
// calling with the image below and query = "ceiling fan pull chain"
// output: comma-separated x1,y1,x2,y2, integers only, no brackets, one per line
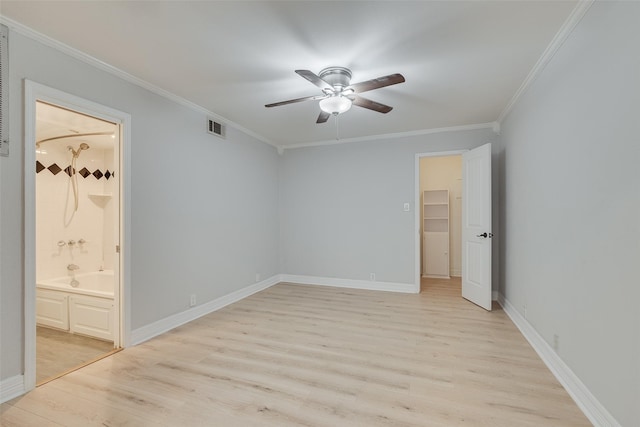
335,114,340,140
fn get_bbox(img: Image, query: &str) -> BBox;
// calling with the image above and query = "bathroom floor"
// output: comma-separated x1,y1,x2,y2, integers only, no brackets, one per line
36,326,115,385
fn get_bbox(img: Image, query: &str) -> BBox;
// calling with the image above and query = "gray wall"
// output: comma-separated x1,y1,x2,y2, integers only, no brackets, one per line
280,129,499,286
498,2,640,425
0,31,280,380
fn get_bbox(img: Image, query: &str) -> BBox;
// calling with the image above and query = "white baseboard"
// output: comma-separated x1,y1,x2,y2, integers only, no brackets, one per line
280,274,418,294
0,375,25,404
131,275,281,345
498,294,620,427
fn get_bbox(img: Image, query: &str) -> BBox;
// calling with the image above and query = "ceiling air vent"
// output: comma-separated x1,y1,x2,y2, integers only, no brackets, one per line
207,117,224,138
0,24,9,156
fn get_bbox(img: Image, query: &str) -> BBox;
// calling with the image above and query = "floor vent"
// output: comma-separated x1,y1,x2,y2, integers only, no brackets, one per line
0,24,9,156
207,118,224,138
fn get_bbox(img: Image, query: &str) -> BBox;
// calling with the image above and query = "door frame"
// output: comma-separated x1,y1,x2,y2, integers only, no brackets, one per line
23,80,131,390
414,150,467,291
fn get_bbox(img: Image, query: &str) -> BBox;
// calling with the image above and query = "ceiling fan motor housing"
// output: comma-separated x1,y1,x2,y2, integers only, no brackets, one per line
319,67,352,91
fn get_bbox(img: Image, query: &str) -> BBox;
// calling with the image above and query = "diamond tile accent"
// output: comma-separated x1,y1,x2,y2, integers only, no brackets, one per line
38,162,114,180
47,163,62,175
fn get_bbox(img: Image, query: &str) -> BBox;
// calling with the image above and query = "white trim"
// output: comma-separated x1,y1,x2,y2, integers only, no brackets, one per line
284,122,496,151
498,293,621,427
280,274,417,294
497,1,595,123
119,107,132,348
23,80,132,391
0,16,276,148
0,375,25,403
414,150,467,292
131,275,281,345
23,81,37,391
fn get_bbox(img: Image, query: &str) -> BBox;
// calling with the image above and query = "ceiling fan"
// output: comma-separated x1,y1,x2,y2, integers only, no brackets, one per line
265,67,405,123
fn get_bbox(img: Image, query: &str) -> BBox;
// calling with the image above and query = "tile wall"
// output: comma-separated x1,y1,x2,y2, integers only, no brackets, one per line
35,142,116,281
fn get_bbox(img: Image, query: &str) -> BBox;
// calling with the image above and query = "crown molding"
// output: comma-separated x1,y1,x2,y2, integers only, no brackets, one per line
0,16,277,148
282,122,497,151
497,0,595,124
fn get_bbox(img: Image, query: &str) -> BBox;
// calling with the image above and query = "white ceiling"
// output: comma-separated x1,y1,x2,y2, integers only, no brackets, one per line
3,1,578,147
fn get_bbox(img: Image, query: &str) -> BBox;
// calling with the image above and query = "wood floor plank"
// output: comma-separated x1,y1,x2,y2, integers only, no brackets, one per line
2,279,591,426
0,403,64,427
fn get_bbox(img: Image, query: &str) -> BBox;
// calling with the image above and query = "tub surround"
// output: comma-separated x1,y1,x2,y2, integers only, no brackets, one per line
35,135,117,281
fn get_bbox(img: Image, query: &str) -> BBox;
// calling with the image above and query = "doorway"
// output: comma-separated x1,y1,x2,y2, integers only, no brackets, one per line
414,144,493,309
34,101,120,384
418,154,463,288
24,81,131,390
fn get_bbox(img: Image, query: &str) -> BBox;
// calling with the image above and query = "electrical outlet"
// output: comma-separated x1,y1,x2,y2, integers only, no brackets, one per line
370,273,376,281
403,202,410,212
190,294,196,307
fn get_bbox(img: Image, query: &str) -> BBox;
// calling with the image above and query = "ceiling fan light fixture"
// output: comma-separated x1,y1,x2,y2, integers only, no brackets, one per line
319,95,352,115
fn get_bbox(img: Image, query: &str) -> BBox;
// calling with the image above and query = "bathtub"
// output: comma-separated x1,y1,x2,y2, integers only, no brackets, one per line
36,270,116,341
37,270,115,298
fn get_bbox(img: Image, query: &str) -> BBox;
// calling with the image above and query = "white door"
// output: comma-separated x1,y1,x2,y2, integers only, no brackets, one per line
462,143,492,310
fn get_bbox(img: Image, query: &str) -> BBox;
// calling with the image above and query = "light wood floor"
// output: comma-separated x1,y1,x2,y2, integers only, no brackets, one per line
2,279,590,426
36,326,115,385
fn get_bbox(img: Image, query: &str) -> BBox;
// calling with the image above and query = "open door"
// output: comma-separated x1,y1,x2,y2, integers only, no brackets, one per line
462,143,492,310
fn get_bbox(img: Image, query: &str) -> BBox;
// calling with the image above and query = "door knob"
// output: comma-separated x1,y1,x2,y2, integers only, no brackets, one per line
476,232,493,238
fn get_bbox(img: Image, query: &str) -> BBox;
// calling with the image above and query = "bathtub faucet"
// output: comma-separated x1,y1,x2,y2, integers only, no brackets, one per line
67,264,80,271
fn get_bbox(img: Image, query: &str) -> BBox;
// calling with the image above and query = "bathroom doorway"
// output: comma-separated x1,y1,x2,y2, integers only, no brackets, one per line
34,101,121,384
24,81,131,390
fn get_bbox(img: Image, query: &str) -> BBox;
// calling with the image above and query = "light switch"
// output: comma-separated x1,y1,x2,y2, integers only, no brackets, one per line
403,203,410,212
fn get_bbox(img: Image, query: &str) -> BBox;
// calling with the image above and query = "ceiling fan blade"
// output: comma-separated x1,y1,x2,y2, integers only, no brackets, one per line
316,111,331,124
295,70,334,92
352,95,393,113
349,73,405,94
265,94,327,108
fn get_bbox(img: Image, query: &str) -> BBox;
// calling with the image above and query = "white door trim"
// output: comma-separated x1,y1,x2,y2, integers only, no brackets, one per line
414,150,467,291
23,80,131,391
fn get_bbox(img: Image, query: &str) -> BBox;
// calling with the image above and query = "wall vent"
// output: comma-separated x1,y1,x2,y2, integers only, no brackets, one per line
207,118,224,138
0,24,9,156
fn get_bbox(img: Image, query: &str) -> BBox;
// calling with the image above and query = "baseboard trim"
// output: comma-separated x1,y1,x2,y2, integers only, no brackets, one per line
280,274,418,294
498,294,620,427
0,375,25,404
131,275,281,345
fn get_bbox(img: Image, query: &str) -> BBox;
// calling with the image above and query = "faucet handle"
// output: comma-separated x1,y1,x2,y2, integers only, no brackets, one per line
68,240,76,246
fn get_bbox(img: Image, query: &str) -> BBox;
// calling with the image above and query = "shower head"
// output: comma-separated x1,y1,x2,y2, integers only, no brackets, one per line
67,143,90,158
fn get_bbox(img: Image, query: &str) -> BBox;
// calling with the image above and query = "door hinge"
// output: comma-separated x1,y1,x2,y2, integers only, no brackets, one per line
116,245,120,253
